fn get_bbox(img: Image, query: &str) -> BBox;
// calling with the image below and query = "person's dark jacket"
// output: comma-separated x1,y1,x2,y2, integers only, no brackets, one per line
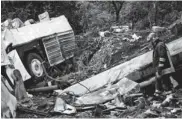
152,39,170,74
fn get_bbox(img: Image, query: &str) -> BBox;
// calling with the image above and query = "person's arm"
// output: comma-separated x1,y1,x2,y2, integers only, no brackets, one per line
157,42,167,75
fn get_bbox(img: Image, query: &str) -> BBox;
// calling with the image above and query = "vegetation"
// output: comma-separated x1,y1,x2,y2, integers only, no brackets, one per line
2,1,182,34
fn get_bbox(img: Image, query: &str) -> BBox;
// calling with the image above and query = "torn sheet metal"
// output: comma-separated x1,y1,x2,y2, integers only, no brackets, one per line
1,39,11,66
63,49,152,95
7,50,31,81
75,78,140,105
6,15,72,47
54,97,76,114
1,76,17,118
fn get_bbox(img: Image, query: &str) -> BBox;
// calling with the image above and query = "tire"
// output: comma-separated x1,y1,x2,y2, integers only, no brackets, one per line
26,53,45,82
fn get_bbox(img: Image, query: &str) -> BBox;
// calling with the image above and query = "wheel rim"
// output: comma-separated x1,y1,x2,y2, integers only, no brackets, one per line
31,59,43,77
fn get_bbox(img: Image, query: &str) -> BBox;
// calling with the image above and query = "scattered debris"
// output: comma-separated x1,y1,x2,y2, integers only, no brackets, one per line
131,33,142,41
171,108,181,114
11,18,24,29
143,109,159,117
24,19,35,26
17,106,49,117
26,92,33,98
2,11,182,118
53,97,76,114
27,85,59,93
74,77,139,105
38,11,50,22
152,101,161,108
161,94,174,107
136,97,146,109
111,25,130,33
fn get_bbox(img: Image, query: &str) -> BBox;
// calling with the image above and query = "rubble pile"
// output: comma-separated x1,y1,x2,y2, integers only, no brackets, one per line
119,92,182,118
87,37,113,73
74,25,175,82
17,85,182,118
74,30,146,81
16,36,182,118
15,36,182,118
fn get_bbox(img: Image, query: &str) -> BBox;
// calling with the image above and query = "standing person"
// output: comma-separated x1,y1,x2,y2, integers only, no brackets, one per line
147,31,174,96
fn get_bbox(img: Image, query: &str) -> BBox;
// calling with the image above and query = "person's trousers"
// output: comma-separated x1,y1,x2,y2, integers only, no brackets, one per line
155,74,173,92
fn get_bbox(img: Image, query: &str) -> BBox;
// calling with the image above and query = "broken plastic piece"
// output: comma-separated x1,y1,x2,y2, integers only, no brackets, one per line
171,108,181,113
54,97,76,114
144,109,158,117
161,94,174,107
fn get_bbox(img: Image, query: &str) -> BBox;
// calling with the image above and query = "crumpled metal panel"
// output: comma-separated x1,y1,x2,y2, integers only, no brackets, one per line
1,76,17,118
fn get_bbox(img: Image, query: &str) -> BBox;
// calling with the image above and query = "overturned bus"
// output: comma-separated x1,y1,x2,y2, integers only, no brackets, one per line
3,15,77,82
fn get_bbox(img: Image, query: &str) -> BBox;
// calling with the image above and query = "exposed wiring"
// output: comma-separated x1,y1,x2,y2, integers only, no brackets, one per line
41,61,60,82
77,81,91,93
41,61,91,93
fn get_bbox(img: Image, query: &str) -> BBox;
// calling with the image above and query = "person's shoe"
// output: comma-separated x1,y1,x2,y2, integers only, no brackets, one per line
154,90,162,97
163,90,173,95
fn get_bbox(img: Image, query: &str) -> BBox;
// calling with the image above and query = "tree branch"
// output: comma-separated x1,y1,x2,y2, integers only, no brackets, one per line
112,1,117,10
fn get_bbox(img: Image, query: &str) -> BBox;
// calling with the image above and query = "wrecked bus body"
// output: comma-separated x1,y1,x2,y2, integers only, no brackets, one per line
3,15,77,81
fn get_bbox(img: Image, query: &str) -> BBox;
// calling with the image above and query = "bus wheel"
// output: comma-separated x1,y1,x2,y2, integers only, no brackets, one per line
26,53,45,82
